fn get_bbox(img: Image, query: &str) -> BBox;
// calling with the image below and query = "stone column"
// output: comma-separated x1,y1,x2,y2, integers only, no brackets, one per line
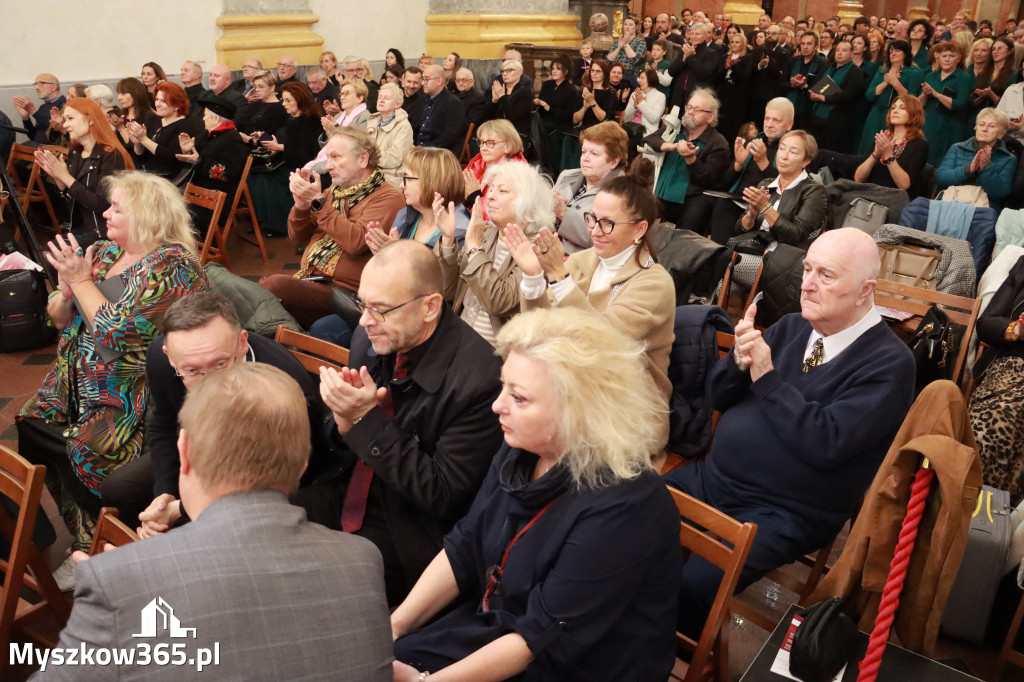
837,0,866,23
215,0,323,70
426,0,582,59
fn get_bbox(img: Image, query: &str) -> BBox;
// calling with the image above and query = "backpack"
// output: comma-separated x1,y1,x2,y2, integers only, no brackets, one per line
0,269,55,352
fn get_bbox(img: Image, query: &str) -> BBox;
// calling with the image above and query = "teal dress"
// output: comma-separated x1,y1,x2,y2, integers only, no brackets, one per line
858,66,925,154
910,43,931,71
922,69,973,166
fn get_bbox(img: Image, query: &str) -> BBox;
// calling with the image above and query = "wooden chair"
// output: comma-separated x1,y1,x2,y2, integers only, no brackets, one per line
668,485,757,682
87,507,140,556
459,122,476,166
185,183,229,270
874,278,982,389
5,143,61,235
222,156,269,264
274,325,350,373
0,445,71,668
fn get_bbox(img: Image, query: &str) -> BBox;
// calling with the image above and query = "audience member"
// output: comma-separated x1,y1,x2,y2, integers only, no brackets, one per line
293,240,504,605
748,27,791,123
323,78,370,132
996,60,1024,144
668,22,724,110
935,107,1017,210
436,161,554,345
645,87,730,227
716,30,754,141
46,362,392,681
388,147,468,249
607,14,648,75
786,31,829,129
205,64,246,110
113,78,157,154
231,58,263,99
84,84,116,115
487,59,533,148
509,157,674,447
855,95,929,195
441,51,462,88
554,121,627,253
319,50,340,85
623,66,668,162
857,39,924,153
401,67,424,113
572,39,595,85
808,38,867,153
391,307,680,681
260,128,404,328
342,55,380,113
275,55,299,90
452,67,488,129
462,119,528,212
366,82,413,187
663,227,915,639
32,98,133,245
13,73,65,144
180,60,205,115
907,19,935,69
126,81,194,180
140,62,166,104
652,13,686,47
234,69,288,142
382,48,406,83
306,65,340,110
410,64,466,156
17,172,209,560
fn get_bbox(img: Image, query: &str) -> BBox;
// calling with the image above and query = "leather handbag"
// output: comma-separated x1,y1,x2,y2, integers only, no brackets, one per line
0,269,56,352
939,184,989,208
788,597,859,682
842,197,888,236
909,305,952,393
877,241,941,290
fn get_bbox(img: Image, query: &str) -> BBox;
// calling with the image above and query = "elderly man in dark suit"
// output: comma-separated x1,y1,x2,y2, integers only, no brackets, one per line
293,240,504,606
40,362,392,681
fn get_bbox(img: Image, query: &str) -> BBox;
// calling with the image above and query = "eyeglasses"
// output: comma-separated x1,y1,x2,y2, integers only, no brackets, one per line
354,294,427,322
173,355,236,379
277,62,295,68
477,139,502,149
423,76,443,83
500,68,518,74
583,212,640,235
684,104,712,115
401,175,419,186
243,64,260,70
454,78,473,84
34,81,56,87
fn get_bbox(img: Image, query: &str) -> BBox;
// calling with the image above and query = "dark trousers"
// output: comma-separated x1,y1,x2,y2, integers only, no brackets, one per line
100,452,155,529
662,462,839,640
708,198,745,245
676,194,715,235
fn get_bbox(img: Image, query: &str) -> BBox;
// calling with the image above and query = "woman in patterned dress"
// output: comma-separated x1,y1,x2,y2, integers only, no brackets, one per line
17,171,209,550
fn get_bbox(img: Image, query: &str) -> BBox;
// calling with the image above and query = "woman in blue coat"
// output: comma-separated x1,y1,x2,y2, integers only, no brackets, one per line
935,107,1018,210
391,307,682,682
858,40,924,154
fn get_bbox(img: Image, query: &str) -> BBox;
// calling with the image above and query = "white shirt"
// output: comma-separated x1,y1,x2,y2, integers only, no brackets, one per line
803,305,882,365
521,245,638,303
758,170,809,252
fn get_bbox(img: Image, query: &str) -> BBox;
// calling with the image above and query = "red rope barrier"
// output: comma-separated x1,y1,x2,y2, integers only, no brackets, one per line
855,464,936,682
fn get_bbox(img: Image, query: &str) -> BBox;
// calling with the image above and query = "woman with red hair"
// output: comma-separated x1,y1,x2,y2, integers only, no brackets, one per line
33,97,134,244
126,81,193,180
855,94,929,198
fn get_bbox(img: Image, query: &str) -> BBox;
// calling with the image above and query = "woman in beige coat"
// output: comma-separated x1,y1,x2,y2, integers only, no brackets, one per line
366,82,413,186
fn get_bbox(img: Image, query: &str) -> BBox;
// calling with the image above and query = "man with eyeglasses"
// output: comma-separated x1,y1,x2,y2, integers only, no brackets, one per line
13,73,65,144
292,239,503,606
451,67,487,128
100,292,335,542
342,55,379,114
275,55,299,91
409,64,465,156
230,58,262,98
666,23,723,110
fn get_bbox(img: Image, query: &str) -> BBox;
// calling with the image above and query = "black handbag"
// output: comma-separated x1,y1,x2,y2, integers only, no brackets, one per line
727,230,773,256
909,305,952,394
789,597,859,682
0,269,57,352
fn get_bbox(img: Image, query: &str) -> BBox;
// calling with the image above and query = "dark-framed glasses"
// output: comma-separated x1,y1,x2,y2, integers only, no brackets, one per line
401,175,419,187
477,139,500,150
354,294,427,322
582,212,640,235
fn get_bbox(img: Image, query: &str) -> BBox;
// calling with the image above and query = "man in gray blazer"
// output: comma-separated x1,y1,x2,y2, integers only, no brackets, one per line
33,364,392,681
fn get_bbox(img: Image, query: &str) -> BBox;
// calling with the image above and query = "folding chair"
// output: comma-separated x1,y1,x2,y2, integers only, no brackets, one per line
459,122,475,167
0,444,71,671
184,183,229,270
274,325,350,373
667,485,757,682
6,143,61,235
222,156,269,264
87,507,139,556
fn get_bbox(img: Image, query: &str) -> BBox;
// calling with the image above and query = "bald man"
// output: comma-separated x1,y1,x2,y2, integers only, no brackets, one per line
292,240,503,606
206,64,246,110
12,73,64,143
409,64,465,156
663,228,915,638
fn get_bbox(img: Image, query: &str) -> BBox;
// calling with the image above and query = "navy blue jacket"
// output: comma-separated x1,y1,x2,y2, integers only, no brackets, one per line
409,88,466,156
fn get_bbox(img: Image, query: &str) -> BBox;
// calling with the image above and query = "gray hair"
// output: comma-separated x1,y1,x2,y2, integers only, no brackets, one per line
379,81,404,105
765,96,795,121
502,59,524,73
688,86,721,125
86,84,115,108
342,55,360,66
976,107,1010,135
481,161,555,236
306,66,326,79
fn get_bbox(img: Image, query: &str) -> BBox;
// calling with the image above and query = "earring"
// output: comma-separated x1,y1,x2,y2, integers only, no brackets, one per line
633,236,642,246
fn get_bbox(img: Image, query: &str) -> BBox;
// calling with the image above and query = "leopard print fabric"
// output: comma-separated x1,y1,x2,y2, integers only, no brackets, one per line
969,355,1024,505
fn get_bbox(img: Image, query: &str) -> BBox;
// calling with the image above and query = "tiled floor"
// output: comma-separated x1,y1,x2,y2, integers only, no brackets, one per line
2,223,1020,681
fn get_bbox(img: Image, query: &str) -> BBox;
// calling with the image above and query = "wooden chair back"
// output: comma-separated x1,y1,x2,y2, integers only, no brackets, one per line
0,445,71,667
222,156,269,264
459,122,476,166
6,143,61,232
186,183,230,269
668,485,757,682
87,507,140,556
274,325,350,373
873,279,981,389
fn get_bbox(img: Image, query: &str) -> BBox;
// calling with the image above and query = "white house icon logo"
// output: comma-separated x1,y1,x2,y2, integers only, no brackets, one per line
133,597,197,639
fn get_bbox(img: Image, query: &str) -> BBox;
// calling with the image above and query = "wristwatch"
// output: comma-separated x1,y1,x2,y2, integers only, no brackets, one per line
310,197,325,211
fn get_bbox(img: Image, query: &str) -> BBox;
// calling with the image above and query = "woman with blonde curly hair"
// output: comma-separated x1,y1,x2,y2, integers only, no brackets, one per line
392,307,681,682
18,171,209,557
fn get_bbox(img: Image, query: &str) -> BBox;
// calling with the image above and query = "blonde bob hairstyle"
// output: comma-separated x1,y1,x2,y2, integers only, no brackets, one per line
340,77,369,102
102,171,198,255
476,119,523,157
495,307,665,489
251,69,278,87
481,161,555,236
179,363,310,494
403,147,465,207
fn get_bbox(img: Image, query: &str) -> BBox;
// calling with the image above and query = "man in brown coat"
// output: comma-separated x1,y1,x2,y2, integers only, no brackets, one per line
260,127,404,328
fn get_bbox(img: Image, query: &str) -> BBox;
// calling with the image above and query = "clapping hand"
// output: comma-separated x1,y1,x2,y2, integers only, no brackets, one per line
464,197,486,250
970,146,992,173
178,132,196,154
582,87,596,107
462,168,481,195
288,168,322,209
33,148,70,185
126,120,147,143
741,185,770,216
733,299,773,379
45,233,94,291
319,366,385,434
49,107,65,131
12,95,36,118
873,130,894,158
491,80,505,102
503,223,543,277
551,189,568,221
921,82,934,97
364,221,399,254
748,138,768,164
323,99,341,116
676,140,697,158
734,136,751,164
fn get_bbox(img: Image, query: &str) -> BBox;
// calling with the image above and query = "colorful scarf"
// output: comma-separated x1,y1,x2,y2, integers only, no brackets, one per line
295,169,386,279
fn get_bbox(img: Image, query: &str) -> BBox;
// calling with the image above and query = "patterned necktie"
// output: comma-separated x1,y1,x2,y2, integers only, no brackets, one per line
340,353,409,533
802,338,824,373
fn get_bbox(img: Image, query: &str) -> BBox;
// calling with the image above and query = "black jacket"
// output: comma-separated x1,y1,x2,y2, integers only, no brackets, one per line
668,43,724,109
732,175,828,244
331,305,503,597
410,88,467,156
454,88,489,128
643,125,732,198
749,44,791,102
720,134,781,192
810,61,866,127
192,126,249,200
63,146,129,240
486,79,534,138
976,255,1024,373
538,79,581,132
